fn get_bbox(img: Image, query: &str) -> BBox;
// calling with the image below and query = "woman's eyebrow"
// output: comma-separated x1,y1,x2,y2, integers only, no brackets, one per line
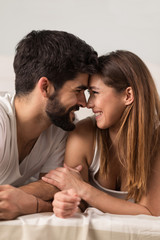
89,86,100,90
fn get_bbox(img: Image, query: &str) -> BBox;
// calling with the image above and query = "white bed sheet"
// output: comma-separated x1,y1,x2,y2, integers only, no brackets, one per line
0,208,160,240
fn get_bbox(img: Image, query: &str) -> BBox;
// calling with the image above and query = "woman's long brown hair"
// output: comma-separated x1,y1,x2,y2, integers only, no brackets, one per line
98,50,160,202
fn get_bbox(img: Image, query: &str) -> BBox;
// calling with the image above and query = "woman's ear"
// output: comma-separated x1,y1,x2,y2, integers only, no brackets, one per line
38,77,55,98
124,87,134,105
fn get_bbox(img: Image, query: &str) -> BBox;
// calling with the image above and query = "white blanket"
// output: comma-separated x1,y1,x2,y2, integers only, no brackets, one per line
0,208,160,240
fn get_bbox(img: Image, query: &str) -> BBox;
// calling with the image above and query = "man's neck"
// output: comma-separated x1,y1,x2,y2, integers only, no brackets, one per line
14,95,51,145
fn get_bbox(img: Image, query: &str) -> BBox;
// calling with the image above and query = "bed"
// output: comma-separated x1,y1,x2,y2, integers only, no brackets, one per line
0,208,160,240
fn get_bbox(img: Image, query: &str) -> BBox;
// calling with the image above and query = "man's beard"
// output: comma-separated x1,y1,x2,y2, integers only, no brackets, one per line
45,94,79,131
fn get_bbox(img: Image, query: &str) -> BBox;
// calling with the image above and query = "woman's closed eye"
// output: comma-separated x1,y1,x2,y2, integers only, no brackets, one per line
88,89,99,95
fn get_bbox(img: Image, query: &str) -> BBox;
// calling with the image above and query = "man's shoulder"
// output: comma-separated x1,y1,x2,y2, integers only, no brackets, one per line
0,93,16,139
0,92,15,114
0,92,14,99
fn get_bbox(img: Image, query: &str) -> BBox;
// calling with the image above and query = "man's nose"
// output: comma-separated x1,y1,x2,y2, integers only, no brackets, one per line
77,92,87,108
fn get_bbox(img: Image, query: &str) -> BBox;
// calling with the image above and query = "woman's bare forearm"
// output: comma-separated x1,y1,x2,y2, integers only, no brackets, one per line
79,182,151,215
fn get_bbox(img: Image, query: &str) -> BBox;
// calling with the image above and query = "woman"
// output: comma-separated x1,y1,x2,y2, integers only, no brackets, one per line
42,50,160,218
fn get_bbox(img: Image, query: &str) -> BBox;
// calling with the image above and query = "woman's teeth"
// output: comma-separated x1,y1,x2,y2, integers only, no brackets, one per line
95,112,102,117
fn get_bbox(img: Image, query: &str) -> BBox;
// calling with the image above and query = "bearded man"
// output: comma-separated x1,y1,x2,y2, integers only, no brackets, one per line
0,30,97,220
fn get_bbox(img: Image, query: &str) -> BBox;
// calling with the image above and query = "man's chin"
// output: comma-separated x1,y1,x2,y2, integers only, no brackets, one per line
63,124,75,131
58,123,75,131
46,110,76,131
52,119,75,131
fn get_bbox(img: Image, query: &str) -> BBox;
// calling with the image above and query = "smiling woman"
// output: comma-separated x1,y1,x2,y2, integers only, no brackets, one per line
42,50,160,218
88,75,130,130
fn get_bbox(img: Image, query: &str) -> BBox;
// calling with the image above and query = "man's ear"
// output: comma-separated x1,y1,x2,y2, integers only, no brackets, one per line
124,87,134,106
38,77,55,98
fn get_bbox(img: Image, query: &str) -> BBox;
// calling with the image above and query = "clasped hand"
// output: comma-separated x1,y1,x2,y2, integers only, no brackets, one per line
42,164,84,218
42,163,83,193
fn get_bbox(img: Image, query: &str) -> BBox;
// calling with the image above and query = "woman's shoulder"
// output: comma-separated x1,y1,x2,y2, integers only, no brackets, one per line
67,116,96,145
74,116,96,136
65,116,96,166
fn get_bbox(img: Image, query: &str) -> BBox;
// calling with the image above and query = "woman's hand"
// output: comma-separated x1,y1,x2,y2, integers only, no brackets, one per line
53,189,81,218
42,164,84,194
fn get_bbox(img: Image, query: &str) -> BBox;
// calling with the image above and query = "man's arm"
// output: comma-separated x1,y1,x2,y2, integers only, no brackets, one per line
0,177,60,220
16,129,68,216
18,175,60,215
0,184,53,220
19,177,59,201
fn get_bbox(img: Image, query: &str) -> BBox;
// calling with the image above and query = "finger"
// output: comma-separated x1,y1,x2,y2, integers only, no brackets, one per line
43,168,69,181
43,170,64,179
42,171,65,184
0,185,13,191
54,192,81,204
74,165,83,172
42,177,61,188
53,199,79,211
53,206,79,218
42,173,61,182
54,190,81,203
64,163,82,172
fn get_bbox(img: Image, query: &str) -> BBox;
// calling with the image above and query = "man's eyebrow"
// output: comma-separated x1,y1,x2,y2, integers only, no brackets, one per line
76,85,87,90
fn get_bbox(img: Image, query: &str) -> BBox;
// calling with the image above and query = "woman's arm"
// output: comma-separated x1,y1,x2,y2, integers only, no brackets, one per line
43,117,95,186
79,148,160,216
51,150,160,217
43,118,160,217
48,166,152,216
76,181,151,215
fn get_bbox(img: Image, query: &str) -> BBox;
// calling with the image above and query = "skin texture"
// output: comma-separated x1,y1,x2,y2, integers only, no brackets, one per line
0,74,89,220
42,76,160,218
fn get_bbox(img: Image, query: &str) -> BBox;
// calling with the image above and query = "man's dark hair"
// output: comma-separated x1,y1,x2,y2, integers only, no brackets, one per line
13,30,98,96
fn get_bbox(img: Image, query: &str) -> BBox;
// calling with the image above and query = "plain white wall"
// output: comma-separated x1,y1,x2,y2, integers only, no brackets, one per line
0,0,160,118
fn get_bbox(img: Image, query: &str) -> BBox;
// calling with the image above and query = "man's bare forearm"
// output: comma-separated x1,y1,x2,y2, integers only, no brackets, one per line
0,185,54,219
20,179,59,201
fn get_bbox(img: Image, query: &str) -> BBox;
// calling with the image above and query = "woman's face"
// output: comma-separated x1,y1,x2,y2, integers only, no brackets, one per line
88,75,126,131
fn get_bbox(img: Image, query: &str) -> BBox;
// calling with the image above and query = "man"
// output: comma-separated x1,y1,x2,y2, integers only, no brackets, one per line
0,30,97,220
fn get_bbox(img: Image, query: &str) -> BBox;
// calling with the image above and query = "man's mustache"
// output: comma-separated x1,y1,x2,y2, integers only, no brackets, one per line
68,105,80,112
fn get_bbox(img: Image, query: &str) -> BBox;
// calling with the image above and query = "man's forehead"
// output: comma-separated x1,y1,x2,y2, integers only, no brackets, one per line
62,74,89,90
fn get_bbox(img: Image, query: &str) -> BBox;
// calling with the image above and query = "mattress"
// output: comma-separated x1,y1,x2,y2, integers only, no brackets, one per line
0,207,160,240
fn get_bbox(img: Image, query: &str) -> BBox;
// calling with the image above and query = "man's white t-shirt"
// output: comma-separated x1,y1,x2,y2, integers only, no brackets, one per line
0,92,68,187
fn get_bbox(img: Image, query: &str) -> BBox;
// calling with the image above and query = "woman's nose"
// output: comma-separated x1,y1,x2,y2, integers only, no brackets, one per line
87,96,94,109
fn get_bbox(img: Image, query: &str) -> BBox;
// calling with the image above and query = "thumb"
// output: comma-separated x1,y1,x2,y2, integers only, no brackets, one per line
64,163,83,172
74,165,83,172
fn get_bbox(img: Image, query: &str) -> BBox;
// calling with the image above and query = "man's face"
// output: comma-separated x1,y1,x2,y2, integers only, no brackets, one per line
45,73,88,131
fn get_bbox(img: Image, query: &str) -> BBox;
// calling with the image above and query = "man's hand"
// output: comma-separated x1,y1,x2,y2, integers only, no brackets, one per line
53,189,81,218
0,185,37,220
